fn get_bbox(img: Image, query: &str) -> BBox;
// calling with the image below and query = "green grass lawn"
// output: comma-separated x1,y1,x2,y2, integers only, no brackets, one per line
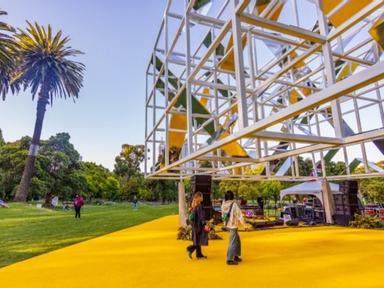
0,202,177,268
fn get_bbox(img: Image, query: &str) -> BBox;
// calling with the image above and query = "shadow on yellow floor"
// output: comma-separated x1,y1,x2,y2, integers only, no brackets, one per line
1,215,383,288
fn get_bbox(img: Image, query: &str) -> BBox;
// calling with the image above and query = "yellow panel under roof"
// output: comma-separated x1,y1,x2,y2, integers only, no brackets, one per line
322,0,373,28
218,34,247,73
369,15,384,50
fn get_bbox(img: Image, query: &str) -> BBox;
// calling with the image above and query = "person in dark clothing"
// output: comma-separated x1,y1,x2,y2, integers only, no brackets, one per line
257,196,264,210
73,194,84,219
186,191,209,259
132,195,138,209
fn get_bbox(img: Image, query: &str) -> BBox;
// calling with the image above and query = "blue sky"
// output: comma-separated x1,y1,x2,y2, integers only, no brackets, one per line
0,0,167,169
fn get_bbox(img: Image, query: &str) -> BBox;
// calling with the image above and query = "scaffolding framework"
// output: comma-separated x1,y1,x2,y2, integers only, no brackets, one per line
144,0,384,181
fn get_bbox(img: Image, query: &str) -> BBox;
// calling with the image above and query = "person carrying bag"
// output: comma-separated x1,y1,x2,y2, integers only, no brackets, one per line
221,191,247,265
186,192,209,259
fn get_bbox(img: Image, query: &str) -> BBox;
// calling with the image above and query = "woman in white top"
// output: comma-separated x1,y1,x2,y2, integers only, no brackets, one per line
221,190,247,265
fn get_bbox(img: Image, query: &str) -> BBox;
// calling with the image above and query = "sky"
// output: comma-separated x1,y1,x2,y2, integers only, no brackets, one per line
0,0,167,169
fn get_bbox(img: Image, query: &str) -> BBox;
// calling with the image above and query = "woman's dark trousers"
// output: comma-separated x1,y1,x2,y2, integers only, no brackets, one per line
187,245,203,257
75,207,81,218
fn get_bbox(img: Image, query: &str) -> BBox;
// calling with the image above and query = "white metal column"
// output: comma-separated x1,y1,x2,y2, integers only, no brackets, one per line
185,3,194,158
231,0,249,129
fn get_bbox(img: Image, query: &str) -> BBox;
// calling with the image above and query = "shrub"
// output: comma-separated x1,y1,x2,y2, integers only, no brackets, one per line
206,219,223,240
350,214,384,229
177,220,222,240
177,225,192,241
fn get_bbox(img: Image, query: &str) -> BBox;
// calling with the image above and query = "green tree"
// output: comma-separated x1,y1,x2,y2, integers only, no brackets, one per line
238,182,261,202
0,128,4,146
42,133,80,166
33,133,81,201
146,179,177,203
0,137,30,199
114,144,145,179
298,157,313,176
0,10,17,98
138,184,152,201
211,181,222,200
218,168,264,201
114,144,145,200
184,179,191,194
121,174,145,200
0,136,54,200
219,180,240,196
325,160,346,176
0,132,124,201
77,162,117,200
273,157,314,176
102,176,121,201
13,22,85,201
359,177,384,203
260,180,282,206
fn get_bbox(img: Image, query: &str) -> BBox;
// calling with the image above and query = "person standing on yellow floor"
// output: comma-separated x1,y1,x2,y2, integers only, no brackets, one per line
186,192,208,259
221,191,247,265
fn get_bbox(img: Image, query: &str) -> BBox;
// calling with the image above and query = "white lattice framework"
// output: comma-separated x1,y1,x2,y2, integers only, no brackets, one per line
144,0,384,182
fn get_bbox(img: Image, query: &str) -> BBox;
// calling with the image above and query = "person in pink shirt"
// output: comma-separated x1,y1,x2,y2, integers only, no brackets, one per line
73,194,85,219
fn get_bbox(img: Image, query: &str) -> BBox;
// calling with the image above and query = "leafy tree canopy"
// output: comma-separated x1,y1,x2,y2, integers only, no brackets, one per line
114,144,145,179
0,128,4,146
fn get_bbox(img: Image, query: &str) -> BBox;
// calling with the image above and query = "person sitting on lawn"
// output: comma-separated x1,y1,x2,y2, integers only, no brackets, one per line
221,190,247,265
0,199,9,208
73,194,84,219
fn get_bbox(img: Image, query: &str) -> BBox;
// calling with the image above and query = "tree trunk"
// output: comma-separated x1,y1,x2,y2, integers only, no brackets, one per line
14,96,48,202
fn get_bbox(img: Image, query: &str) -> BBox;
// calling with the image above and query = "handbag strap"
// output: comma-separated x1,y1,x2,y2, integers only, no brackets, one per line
224,202,235,227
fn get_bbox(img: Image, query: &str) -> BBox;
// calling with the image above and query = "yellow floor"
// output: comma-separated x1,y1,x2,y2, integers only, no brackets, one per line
1,215,384,288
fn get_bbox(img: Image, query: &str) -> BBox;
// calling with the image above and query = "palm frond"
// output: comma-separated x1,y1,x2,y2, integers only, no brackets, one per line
0,9,17,100
14,22,85,103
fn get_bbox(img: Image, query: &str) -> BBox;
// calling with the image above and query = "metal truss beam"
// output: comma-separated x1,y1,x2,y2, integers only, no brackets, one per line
213,128,384,173
240,13,326,44
149,63,384,177
252,131,343,145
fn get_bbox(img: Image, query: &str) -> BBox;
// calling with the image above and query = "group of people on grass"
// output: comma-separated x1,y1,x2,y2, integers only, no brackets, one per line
187,190,247,265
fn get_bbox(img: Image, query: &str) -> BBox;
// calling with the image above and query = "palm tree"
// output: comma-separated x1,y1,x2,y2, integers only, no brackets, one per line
0,10,17,99
13,22,85,202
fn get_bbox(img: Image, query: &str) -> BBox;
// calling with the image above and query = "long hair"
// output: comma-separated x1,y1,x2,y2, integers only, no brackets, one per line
191,192,203,209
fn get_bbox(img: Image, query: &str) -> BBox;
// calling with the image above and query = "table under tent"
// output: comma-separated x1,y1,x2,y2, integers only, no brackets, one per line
279,181,342,224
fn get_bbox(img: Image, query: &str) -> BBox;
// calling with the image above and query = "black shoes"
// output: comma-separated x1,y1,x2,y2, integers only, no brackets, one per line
186,248,192,259
227,256,242,265
197,255,207,259
226,260,238,265
234,256,242,262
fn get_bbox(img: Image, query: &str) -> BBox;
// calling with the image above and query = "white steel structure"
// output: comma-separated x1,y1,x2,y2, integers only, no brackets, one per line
144,0,384,182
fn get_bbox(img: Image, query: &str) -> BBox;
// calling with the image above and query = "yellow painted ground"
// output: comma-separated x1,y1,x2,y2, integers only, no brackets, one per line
1,215,384,288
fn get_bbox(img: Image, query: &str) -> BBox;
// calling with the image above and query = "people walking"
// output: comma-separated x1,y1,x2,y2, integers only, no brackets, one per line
73,194,84,219
221,191,247,265
186,191,209,260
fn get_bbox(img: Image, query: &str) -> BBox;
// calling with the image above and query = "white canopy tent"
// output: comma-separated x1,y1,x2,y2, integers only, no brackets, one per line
280,181,341,205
